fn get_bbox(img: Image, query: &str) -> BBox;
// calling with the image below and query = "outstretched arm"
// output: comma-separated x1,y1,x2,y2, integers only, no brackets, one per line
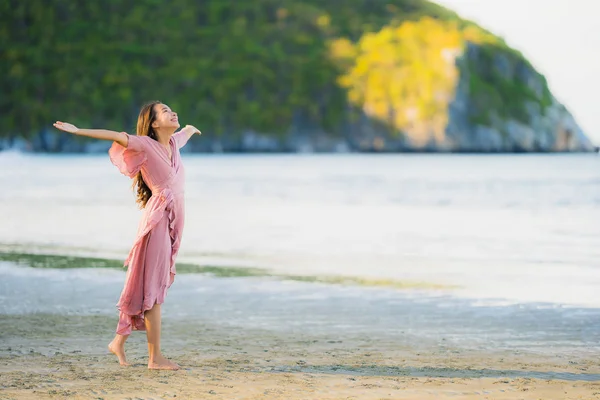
173,124,202,149
53,121,129,147
177,125,202,140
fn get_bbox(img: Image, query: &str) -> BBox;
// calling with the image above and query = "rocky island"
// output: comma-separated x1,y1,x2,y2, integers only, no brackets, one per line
1,0,593,153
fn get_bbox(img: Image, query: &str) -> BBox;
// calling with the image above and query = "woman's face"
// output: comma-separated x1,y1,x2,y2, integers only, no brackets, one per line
152,103,180,131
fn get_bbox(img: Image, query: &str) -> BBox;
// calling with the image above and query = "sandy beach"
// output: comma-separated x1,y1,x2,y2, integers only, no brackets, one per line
1,256,600,399
1,313,599,400
2,154,600,399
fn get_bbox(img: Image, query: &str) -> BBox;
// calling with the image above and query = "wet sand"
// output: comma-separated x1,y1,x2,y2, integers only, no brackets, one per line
1,314,599,400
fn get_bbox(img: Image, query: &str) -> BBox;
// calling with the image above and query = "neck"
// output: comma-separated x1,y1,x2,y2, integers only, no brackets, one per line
154,129,175,146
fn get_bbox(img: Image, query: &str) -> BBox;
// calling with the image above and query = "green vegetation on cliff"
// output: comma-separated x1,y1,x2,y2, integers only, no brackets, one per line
1,0,551,143
466,43,552,127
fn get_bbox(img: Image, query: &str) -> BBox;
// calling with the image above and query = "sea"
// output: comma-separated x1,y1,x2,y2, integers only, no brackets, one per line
1,151,599,352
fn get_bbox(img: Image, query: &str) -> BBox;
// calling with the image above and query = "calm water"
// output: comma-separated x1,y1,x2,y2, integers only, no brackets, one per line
2,152,600,308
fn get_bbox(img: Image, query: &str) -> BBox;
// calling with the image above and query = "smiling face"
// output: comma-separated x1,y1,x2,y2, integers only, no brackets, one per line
151,103,180,133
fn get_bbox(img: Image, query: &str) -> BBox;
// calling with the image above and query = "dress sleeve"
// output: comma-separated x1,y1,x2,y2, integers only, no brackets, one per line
172,130,191,149
108,134,147,178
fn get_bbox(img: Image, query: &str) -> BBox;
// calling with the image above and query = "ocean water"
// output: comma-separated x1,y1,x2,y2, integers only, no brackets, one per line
1,151,600,311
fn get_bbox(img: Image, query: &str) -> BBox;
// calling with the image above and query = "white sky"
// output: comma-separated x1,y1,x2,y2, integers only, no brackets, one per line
434,0,600,143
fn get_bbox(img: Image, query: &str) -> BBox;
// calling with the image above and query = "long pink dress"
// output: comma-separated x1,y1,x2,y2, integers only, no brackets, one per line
108,131,190,335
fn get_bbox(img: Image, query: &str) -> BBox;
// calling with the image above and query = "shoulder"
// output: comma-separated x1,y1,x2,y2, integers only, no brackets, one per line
129,134,155,146
120,133,153,152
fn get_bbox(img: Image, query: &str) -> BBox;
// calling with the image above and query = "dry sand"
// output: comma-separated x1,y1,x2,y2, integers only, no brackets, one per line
1,314,598,400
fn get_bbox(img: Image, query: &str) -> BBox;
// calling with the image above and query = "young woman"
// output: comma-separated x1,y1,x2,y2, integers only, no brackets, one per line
54,101,201,370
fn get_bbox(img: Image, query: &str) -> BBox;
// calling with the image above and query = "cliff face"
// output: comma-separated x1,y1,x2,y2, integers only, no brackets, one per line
210,17,595,154
325,18,593,153
445,43,592,152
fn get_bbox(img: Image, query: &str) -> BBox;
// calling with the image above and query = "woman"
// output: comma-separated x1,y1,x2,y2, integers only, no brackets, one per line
54,101,201,370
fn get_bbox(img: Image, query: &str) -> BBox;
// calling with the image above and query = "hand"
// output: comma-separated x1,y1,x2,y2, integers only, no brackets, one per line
53,121,80,134
184,125,202,135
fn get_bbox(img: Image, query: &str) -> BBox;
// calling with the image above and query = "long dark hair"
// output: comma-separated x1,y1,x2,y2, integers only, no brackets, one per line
133,100,161,208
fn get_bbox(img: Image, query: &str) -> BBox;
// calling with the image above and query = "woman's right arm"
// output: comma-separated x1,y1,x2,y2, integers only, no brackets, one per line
53,121,129,147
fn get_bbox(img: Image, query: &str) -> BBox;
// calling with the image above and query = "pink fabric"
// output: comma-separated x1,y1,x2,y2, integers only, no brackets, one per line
108,131,191,335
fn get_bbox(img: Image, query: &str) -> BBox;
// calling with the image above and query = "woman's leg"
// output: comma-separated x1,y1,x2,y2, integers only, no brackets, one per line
145,303,179,370
108,333,130,366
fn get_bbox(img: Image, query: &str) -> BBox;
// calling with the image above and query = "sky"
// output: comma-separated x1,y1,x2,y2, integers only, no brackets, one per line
434,0,600,144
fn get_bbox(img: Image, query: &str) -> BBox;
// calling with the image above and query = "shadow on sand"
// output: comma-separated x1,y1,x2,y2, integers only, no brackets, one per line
270,365,600,382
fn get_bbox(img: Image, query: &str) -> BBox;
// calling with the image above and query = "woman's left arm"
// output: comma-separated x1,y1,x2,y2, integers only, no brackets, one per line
173,125,202,149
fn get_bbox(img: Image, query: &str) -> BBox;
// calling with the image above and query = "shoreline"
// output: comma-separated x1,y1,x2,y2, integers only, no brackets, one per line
2,245,600,398
1,258,599,398
1,314,599,399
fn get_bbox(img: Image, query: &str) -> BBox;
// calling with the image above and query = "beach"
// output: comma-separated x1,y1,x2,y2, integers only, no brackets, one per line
1,313,599,400
1,260,600,399
1,153,600,399
3,0,600,395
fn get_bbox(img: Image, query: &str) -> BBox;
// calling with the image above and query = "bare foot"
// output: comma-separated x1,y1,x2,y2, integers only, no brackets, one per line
108,340,130,366
148,354,180,370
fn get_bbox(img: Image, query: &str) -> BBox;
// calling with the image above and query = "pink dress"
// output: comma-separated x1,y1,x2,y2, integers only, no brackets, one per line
108,131,190,335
